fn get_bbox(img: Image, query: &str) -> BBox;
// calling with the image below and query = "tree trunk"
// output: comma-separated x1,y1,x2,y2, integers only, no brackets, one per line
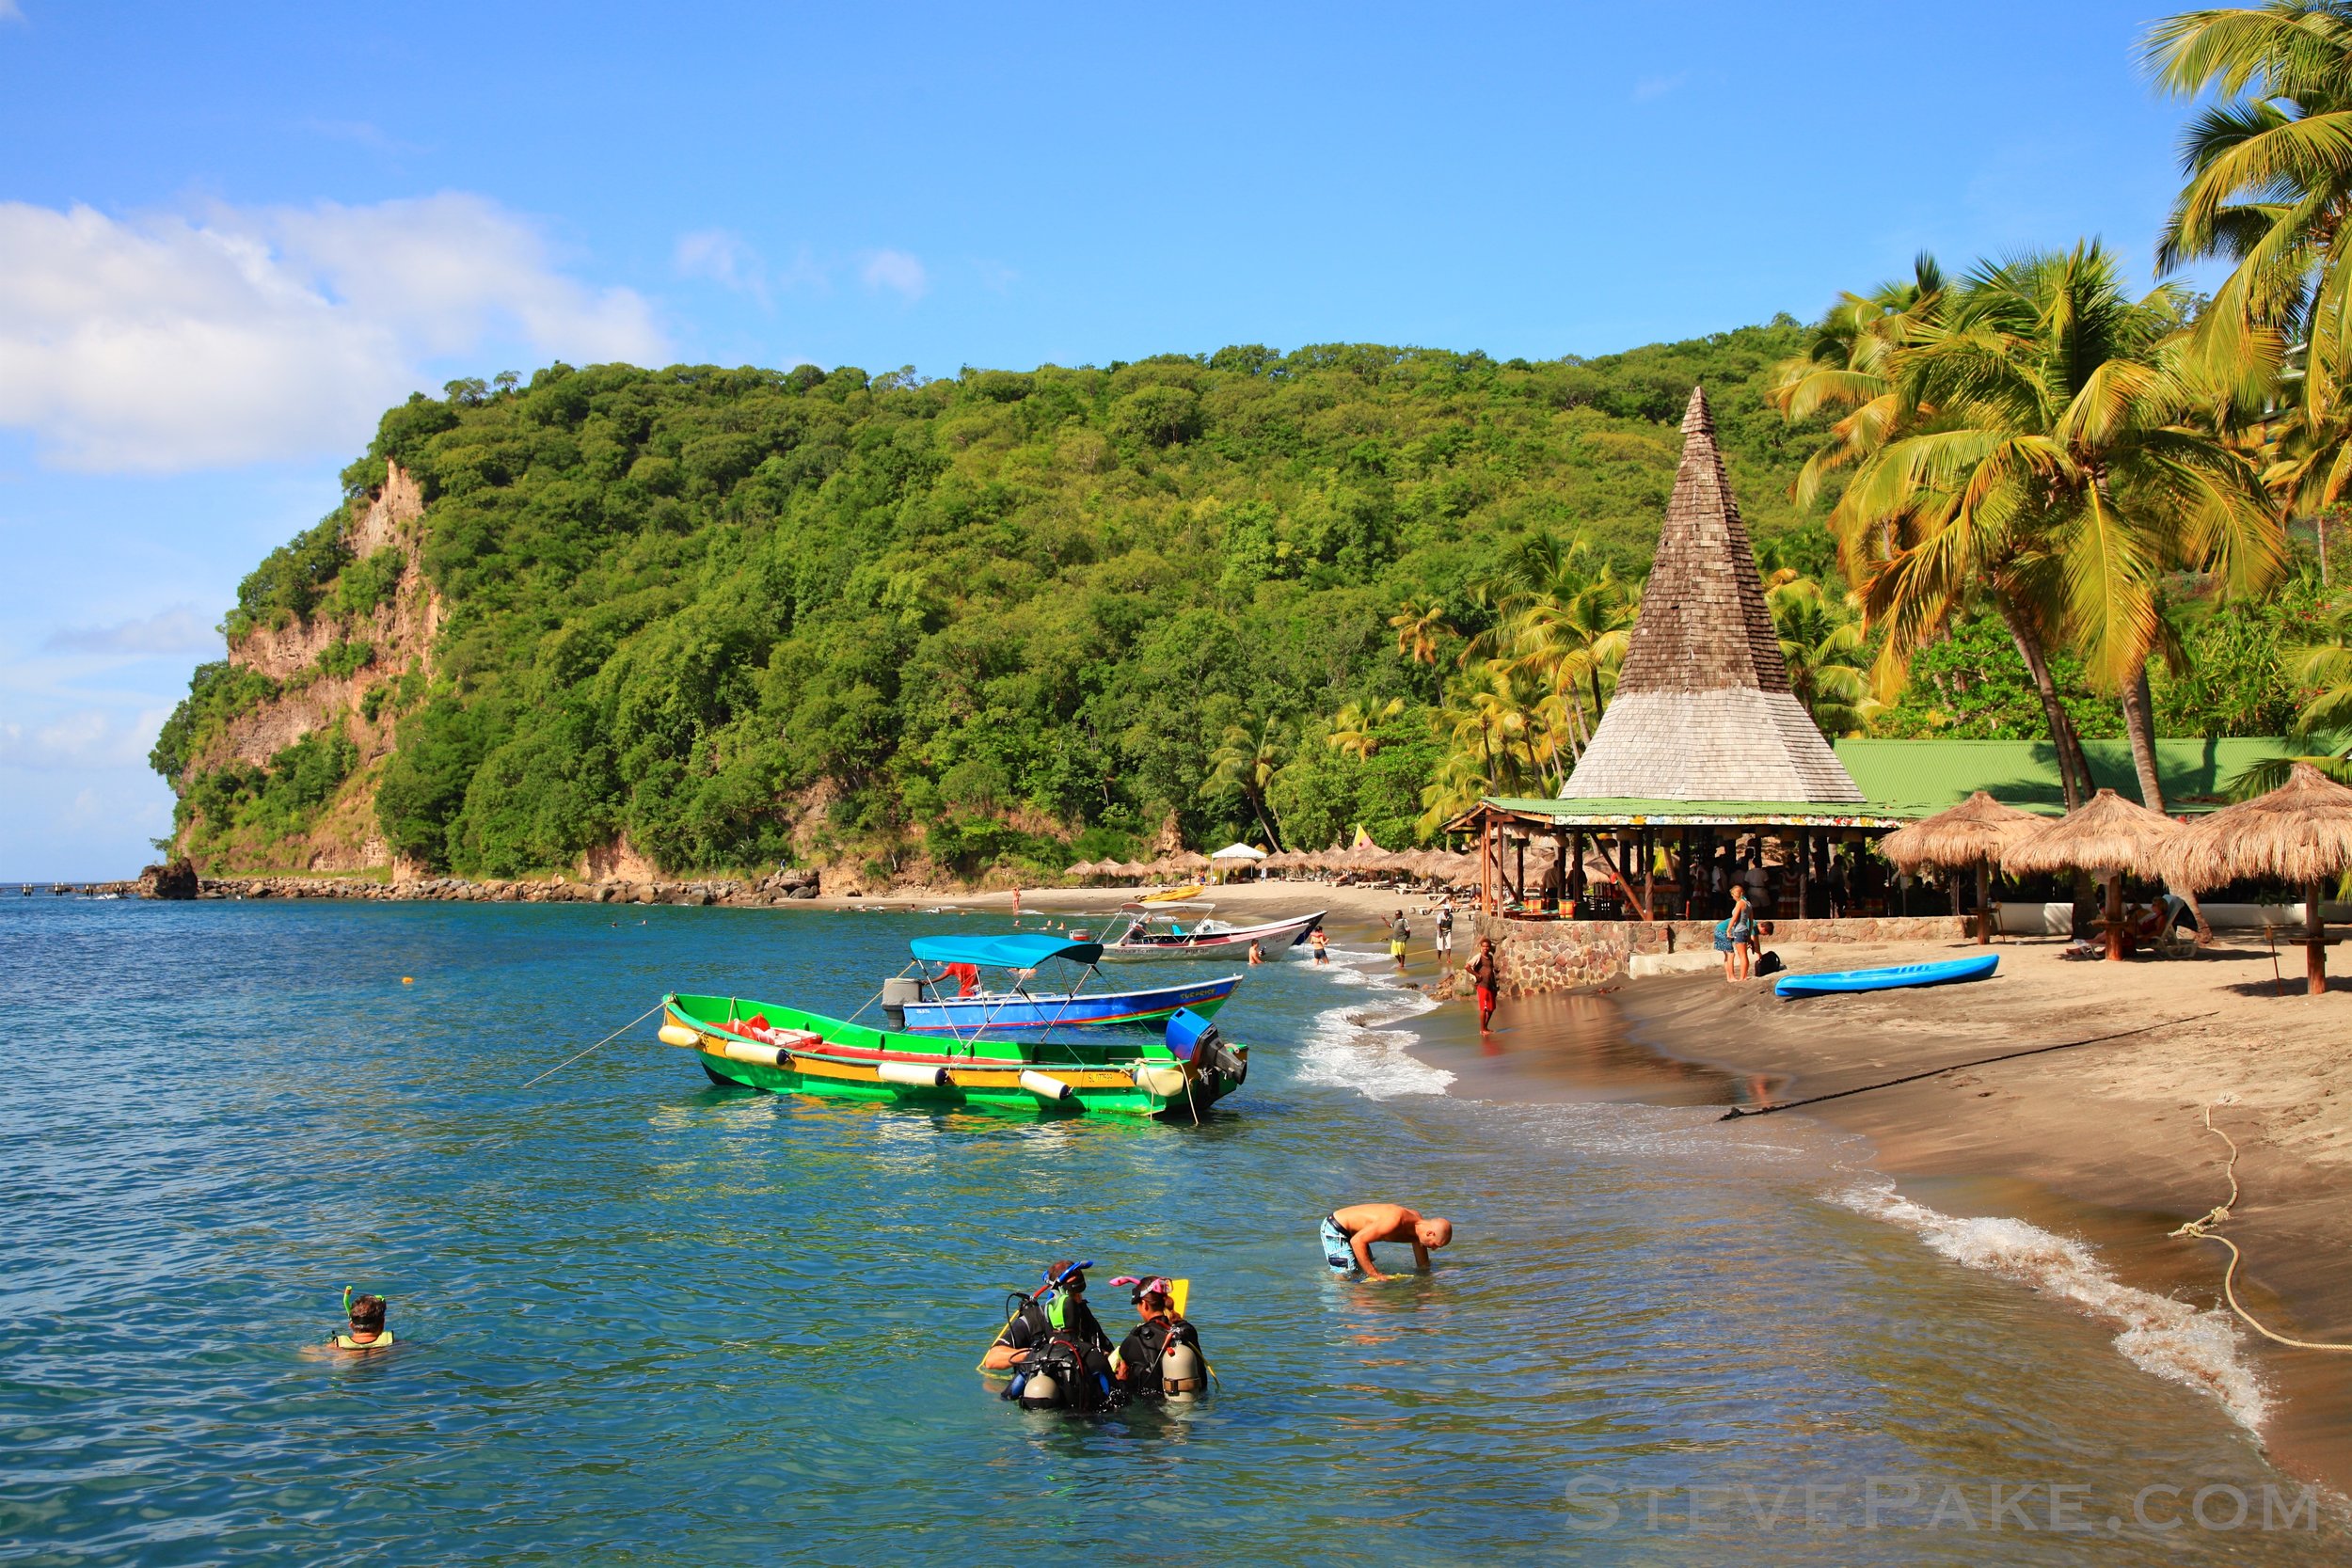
1250,794,1285,853
1995,594,2085,810
2309,877,2328,995
2119,659,2167,815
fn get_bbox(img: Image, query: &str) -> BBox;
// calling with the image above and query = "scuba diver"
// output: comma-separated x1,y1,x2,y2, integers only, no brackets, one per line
982,1260,1121,1413
327,1288,393,1352
1108,1275,1207,1401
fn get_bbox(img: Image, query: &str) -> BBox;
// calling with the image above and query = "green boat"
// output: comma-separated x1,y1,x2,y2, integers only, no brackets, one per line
660,992,1248,1118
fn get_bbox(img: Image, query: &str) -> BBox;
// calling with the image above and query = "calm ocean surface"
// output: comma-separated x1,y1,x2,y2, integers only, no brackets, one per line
1,898,2341,1564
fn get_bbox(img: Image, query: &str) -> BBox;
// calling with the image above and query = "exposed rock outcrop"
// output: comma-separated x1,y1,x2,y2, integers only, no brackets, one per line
135,861,199,899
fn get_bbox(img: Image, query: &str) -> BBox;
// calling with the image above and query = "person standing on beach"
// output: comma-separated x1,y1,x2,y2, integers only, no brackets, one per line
1718,884,1756,981
1434,902,1454,963
1319,1203,1452,1281
1389,911,1409,966
1310,927,1330,965
1467,935,1500,1031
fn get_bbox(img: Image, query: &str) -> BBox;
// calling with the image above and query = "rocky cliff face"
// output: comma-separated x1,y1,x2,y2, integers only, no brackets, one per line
175,465,443,873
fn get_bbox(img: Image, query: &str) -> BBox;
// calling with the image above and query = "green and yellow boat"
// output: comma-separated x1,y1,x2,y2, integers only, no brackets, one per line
660,992,1248,1118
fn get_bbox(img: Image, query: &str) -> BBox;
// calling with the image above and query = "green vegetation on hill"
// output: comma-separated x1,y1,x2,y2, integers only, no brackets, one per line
161,328,1846,878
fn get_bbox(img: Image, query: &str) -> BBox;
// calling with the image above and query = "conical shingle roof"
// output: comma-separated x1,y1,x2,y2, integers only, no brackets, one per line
1560,385,1864,803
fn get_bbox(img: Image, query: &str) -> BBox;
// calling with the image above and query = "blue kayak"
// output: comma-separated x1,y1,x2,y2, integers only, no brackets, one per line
1773,954,1998,999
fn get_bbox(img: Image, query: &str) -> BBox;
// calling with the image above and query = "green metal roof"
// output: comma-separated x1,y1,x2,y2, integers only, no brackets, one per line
1832,736,2294,816
1472,736,2306,826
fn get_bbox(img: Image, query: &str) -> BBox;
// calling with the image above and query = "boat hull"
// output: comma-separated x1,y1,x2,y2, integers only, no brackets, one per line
1773,954,1999,998
1100,911,1325,962
898,974,1240,1035
661,993,1246,1117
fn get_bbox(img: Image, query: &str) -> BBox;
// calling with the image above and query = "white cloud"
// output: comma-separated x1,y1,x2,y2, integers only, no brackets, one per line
0,194,669,472
0,2,24,24
859,248,928,301
0,705,170,772
1632,71,1687,103
674,228,769,306
41,605,222,657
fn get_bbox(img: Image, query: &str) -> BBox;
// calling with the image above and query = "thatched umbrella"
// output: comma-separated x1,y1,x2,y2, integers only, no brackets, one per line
1173,849,1213,874
1113,859,1150,881
2001,788,2183,962
1064,859,1101,881
1880,791,2050,945
2166,761,2352,994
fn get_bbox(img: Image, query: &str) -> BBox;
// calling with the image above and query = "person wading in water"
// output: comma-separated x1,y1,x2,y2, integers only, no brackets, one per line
1467,935,1502,1033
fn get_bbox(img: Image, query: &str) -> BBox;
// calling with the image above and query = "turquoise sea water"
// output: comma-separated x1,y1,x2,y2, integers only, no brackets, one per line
1,898,2342,1565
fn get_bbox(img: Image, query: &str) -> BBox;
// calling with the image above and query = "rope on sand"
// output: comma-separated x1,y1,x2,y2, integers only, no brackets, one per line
2170,1102,2352,1354
1716,1012,2218,1121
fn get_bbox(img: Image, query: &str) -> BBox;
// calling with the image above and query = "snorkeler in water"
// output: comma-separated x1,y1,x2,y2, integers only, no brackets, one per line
326,1288,394,1352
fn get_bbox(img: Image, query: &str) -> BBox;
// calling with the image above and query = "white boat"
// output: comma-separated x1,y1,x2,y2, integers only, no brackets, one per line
1099,909,1325,961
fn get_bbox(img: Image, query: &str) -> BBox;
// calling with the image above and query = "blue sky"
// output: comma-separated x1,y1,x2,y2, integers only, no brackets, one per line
0,1,2221,877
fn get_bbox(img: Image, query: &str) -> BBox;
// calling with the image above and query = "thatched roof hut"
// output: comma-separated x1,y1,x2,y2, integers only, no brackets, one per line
2002,788,2182,961
2000,789,2180,879
2165,761,2352,993
1880,791,2048,873
1881,790,2050,945
1064,859,1101,879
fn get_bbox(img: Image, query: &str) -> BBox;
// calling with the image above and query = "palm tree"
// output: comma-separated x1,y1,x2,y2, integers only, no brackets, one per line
1461,531,1638,765
1831,244,2281,811
2145,3,2342,414
1204,715,1289,850
1389,601,1454,666
1327,696,1406,761
1765,577,1874,736
1767,253,1947,512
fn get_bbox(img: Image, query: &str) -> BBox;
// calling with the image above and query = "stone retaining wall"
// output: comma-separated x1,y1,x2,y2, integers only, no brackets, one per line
1468,913,1971,995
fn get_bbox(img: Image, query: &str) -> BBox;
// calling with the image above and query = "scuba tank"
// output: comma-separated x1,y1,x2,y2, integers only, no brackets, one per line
1161,1338,1204,1401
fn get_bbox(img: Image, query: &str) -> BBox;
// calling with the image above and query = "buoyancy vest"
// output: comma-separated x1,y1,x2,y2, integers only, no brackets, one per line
1119,1316,1203,1393
332,1329,394,1349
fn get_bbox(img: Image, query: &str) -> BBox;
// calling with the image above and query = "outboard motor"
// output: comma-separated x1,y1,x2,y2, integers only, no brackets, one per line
881,976,923,1031
1164,1006,1218,1061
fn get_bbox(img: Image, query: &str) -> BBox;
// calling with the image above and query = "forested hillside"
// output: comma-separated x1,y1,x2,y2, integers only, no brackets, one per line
154,328,1846,882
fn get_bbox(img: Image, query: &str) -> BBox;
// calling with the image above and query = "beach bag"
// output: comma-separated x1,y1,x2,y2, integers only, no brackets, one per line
1755,951,1785,977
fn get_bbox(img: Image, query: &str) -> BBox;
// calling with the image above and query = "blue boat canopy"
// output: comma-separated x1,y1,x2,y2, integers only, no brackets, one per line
908,932,1104,969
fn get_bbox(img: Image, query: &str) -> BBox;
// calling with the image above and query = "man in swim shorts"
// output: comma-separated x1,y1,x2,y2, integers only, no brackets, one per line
1389,911,1409,965
1319,1203,1453,1282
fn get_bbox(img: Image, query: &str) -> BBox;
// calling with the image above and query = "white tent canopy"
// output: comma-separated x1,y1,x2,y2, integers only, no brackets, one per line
1209,842,1268,861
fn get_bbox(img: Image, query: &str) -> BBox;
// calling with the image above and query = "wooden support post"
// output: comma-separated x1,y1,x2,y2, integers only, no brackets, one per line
1796,829,1810,923
1975,863,1993,945
1642,828,1655,924
2309,877,2328,995
1514,835,1526,911
2104,872,2125,962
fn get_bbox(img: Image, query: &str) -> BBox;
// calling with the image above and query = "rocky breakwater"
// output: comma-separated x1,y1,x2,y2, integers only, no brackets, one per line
1462,912,1970,994
134,864,823,906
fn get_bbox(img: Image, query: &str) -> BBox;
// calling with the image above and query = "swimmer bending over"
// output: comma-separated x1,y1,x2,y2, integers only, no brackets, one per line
1320,1203,1452,1282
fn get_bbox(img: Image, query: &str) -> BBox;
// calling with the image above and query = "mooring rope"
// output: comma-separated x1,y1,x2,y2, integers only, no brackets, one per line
518,1002,664,1089
1717,1011,2219,1121
2170,1102,2352,1354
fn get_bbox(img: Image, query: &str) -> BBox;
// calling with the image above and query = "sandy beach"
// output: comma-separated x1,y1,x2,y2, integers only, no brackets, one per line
1424,926,2352,1493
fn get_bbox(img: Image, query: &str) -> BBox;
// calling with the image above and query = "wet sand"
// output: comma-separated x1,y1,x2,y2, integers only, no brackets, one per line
1398,927,2352,1494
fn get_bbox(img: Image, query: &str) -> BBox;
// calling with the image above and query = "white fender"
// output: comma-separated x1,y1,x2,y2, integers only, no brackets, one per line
718,1038,791,1068
1134,1063,1187,1099
658,1022,701,1048
877,1057,950,1087
1018,1069,1074,1101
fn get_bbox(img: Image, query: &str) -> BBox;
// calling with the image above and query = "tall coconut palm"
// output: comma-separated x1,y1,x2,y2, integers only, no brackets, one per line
2146,3,2345,414
1204,715,1289,851
1767,253,1947,511
1834,244,2281,812
1389,600,1454,666
1327,695,1406,761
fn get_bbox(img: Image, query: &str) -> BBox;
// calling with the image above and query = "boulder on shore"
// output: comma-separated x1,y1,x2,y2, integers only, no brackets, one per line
137,861,199,900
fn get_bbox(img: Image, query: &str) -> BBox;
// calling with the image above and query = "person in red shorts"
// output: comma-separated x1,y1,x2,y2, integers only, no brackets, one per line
1467,935,1502,1033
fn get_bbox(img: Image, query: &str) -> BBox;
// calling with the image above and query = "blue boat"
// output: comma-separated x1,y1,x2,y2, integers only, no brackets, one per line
1774,953,1999,999
884,932,1243,1036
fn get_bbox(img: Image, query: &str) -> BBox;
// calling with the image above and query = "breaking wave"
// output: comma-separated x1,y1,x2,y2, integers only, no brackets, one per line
1292,945,1454,1099
1838,1180,2271,1433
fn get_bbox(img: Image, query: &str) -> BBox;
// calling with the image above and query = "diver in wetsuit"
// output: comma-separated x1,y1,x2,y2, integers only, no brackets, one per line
983,1261,1120,1411
1110,1275,1206,1399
